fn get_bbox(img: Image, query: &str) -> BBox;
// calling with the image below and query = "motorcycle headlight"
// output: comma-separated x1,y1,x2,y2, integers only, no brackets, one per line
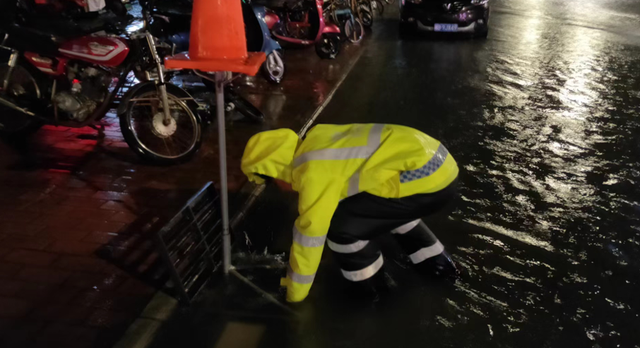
471,0,488,4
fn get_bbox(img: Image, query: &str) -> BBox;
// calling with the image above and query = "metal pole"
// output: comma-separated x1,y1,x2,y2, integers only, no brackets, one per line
215,71,232,275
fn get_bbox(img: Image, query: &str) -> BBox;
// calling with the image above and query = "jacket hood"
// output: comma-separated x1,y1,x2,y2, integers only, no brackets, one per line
241,129,299,184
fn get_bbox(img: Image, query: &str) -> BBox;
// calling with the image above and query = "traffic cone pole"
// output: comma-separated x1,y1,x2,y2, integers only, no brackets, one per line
164,0,265,277
215,72,232,274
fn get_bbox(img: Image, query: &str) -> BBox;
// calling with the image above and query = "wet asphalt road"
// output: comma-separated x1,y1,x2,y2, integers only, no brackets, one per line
150,1,640,348
312,0,640,346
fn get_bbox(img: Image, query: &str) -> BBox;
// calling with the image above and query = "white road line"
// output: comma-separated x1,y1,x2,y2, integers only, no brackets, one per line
297,48,365,137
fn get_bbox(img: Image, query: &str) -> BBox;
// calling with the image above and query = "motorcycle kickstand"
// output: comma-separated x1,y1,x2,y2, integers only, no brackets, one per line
89,123,106,139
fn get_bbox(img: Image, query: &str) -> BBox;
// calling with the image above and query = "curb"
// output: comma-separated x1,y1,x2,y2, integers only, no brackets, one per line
113,292,178,348
112,48,364,348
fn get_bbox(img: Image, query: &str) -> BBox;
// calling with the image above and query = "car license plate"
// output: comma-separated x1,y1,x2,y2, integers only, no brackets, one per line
434,23,458,32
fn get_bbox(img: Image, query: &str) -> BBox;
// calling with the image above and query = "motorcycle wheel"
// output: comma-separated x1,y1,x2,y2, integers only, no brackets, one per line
371,0,384,16
0,64,42,140
359,2,374,28
315,34,341,59
343,18,364,44
262,50,285,84
120,83,202,165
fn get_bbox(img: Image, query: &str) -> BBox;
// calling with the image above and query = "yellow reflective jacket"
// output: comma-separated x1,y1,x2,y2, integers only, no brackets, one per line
241,124,459,302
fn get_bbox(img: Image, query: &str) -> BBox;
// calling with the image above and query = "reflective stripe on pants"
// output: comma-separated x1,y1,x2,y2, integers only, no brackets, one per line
409,241,444,264
391,219,421,234
341,254,384,282
327,239,369,254
394,220,444,263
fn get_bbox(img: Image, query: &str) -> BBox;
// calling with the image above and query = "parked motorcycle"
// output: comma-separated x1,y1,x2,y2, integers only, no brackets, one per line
144,0,285,84
325,0,364,44
0,0,203,164
265,0,342,59
352,0,374,28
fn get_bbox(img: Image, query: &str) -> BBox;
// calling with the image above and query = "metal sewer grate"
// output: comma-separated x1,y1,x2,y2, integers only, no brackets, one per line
155,182,222,304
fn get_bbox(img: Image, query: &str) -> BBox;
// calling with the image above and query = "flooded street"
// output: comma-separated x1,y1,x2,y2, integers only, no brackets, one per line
314,0,640,346
149,0,640,347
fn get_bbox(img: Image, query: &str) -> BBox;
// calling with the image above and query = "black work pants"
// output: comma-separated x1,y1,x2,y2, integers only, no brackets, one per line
327,180,458,282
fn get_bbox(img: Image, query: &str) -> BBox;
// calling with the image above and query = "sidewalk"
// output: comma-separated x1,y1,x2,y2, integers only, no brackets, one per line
0,43,363,348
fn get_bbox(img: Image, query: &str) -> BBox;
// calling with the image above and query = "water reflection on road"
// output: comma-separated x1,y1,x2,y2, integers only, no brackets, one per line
315,0,640,346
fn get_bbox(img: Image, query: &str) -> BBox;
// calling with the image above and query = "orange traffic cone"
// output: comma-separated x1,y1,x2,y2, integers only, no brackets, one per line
164,0,266,76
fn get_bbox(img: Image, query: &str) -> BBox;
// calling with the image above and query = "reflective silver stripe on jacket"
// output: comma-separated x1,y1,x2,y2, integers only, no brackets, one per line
409,241,444,264
293,124,385,168
345,124,385,196
341,254,384,282
327,239,369,254
293,227,326,248
347,171,360,197
391,219,421,234
288,266,316,284
399,144,449,184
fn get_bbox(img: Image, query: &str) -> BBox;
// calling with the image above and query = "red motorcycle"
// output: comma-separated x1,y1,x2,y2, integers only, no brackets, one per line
265,0,342,59
0,0,202,164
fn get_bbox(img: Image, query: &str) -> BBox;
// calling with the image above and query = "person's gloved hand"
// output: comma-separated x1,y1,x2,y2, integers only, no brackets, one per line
280,274,307,303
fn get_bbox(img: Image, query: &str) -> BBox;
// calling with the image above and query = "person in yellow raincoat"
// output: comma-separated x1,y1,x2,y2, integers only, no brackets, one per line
241,124,460,302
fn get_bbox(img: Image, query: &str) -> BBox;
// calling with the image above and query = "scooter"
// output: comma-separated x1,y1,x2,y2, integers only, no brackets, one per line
265,0,342,59
246,4,285,83
145,0,285,84
325,0,364,44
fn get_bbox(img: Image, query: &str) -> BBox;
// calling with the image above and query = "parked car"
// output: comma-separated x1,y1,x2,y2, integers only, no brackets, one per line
399,0,489,37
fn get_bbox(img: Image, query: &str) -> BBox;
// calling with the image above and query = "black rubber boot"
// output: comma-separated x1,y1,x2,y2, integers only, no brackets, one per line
344,269,390,302
414,250,460,280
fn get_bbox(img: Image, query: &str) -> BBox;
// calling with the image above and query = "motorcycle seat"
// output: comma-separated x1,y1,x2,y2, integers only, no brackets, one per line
23,15,120,39
4,24,64,55
5,12,124,54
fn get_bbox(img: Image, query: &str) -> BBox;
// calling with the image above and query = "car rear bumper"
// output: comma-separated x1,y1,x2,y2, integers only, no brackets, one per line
400,2,489,32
